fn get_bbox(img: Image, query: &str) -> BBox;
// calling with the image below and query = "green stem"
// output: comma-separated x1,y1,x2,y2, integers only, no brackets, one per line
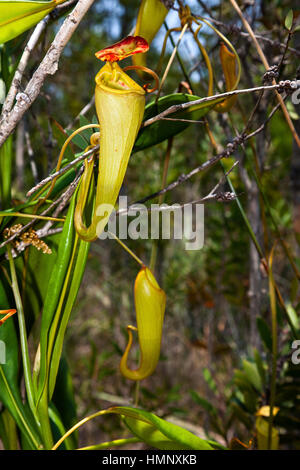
267,250,278,450
7,246,40,428
78,437,140,450
0,136,12,208
52,410,108,450
134,380,140,407
108,232,144,267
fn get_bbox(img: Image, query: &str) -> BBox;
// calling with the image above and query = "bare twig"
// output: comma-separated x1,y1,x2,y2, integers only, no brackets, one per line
196,14,300,57
0,0,95,147
0,168,82,250
132,100,283,206
26,144,99,197
25,130,39,184
229,0,300,148
26,84,293,197
160,117,205,124
65,95,95,130
1,16,51,116
142,82,295,128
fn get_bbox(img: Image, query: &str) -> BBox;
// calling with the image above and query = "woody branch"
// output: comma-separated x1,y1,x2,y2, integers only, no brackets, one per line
0,0,95,148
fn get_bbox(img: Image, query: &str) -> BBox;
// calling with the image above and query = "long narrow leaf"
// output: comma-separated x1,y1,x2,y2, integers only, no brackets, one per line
48,237,89,398
37,195,76,403
109,407,218,450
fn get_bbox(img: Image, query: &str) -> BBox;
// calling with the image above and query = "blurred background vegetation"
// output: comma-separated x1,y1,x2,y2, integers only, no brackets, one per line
1,0,300,449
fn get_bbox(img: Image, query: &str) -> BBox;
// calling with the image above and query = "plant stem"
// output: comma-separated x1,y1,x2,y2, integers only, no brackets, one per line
52,410,107,450
108,232,144,267
7,246,40,428
267,247,278,450
78,437,140,450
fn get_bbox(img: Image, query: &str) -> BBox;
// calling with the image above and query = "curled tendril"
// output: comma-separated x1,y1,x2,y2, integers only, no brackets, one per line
194,15,241,92
193,25,214,96
156,26,182,76
156,1,240,103
123,65,160,93
32,124,101,204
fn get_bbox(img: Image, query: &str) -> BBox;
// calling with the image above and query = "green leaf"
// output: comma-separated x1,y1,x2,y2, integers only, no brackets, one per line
253,348,266,386
48,236,90,398
52,119,75,162
15,231,61,323
52,356,78,449
189,390,217,416
230,402,253,429
0,135,13,208
0,409,18,449
79,114,99,142
203,367,217,393
0,1,59,44
133,93,224,153
285,303,299,331
234,370,253,392
0,275,41,448
109,406,219,450
257,317,272,351
242,359,263,392
284,9,293,31
234,370,260,412
37,195,76,403
65,127,90,151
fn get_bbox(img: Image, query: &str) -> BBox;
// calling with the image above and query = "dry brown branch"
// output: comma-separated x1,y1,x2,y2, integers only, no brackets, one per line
0,0,95,147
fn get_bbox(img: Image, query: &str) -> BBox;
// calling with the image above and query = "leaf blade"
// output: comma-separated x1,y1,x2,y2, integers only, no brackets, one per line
0,1,57,44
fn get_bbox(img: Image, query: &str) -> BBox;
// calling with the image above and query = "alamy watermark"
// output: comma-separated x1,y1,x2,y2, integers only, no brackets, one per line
291,80,300,105
291,340,300,365
96,196,204,250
